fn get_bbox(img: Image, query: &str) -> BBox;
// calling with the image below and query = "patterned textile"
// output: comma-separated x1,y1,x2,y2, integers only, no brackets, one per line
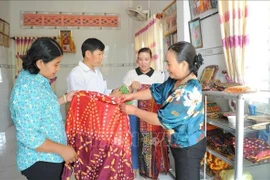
22,12,119,28
137,84,170,179
62,91,133,180
232,137,270,164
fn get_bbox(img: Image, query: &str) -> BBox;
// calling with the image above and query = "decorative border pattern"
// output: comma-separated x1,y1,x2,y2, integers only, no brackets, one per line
21,11,120,29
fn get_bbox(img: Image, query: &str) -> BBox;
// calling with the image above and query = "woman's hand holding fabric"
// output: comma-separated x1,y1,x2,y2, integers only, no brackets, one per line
60,146,77,164
120,93,134,103
66,90,78,102
120,103,137,115
110,88,122,97
131,81,141,91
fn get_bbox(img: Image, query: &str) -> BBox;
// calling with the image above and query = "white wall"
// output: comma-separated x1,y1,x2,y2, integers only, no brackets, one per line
0,1,12,132
197,14,226,82
9,0,137,118
10,0,135,88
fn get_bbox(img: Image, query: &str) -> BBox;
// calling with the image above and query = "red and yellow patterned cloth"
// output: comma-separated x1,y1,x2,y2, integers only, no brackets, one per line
62,91,133,180
232,137,270,164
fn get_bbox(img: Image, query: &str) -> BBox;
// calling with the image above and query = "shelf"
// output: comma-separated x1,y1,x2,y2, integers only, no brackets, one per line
203,90,243,100
204,90,270,179
207,147,270,168
200,166,214,180
207,118,257,134
206,147,234,167
203,90,270,100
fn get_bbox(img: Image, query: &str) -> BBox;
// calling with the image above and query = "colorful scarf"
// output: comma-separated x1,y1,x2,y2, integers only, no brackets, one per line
62,91,133,180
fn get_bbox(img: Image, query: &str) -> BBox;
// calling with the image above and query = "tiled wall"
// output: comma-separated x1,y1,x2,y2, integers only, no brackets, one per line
0,0,11,132
0,48,14,132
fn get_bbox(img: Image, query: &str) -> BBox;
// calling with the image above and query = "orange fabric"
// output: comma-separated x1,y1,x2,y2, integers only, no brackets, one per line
62,91,133,180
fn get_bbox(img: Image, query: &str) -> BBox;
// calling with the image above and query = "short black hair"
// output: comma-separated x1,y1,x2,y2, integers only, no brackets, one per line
168,41,204,76
22,37,63,74
138,47,152,58
81,38,105,58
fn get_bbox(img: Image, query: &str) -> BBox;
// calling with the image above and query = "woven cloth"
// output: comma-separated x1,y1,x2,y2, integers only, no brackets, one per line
62,91,133,180
137,84,170,179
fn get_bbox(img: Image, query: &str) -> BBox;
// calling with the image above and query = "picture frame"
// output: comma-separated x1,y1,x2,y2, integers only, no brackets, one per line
189,0,218,20
0,19,4,34
200,65,219,85
162,0,177,37
3,21,10,36
0,33,3,46
59,30,76,53
3,34,9,48
163,35,171,57
172,32,178,44
188,18,203,49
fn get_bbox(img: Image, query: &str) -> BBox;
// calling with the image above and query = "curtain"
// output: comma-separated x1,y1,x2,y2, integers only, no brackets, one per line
243,2,269,90
134,15,164,71
14,37,38,78
218,1,249,84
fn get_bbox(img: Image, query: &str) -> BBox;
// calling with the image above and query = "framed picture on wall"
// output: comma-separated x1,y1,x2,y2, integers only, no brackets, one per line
200,65,219,86
0,19,4,34
0,33,4,46
162,0,177,37
189,0,218,20
188,18,203,49
172,32,177,44
163,35,172,55
3,34,9,47
59,30,76,53
3,21,10,36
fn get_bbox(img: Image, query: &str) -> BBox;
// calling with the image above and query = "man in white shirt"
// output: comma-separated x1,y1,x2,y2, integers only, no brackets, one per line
66,38,118,95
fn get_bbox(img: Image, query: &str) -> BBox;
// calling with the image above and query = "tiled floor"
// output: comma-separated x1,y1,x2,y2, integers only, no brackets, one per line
0,125,174,180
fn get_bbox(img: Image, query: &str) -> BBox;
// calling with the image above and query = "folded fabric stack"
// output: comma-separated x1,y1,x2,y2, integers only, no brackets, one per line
232,137,270,164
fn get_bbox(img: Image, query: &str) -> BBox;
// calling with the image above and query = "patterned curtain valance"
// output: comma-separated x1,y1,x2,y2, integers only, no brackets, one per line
21,11,120,29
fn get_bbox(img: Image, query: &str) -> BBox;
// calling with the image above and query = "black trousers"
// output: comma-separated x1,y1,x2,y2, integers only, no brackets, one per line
170,138,206,180
21,161,64,180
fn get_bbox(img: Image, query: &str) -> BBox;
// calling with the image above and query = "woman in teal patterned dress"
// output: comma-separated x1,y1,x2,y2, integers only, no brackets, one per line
10,37,77,180
120,41,206,180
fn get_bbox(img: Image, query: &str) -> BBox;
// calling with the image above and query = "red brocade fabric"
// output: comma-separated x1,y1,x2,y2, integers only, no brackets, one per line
62,91,133,180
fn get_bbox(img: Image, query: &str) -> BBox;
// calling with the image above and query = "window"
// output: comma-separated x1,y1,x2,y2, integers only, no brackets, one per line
244,2,270,113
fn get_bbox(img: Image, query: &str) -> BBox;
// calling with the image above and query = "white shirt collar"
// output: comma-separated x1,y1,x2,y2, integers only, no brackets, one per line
79,61,92,72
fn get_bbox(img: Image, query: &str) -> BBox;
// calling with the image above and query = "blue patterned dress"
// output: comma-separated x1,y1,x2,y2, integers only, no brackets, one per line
150,78,205,148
